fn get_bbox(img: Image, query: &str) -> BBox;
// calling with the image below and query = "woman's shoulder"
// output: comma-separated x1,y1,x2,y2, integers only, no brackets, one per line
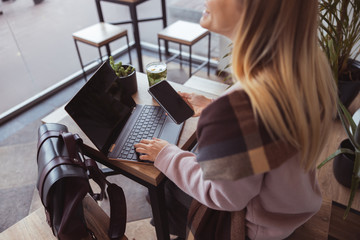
196,89,298,181
199,89,253,129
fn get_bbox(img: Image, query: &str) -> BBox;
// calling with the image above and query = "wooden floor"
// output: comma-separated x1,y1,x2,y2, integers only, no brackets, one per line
329,203,360,240
318,93,360,240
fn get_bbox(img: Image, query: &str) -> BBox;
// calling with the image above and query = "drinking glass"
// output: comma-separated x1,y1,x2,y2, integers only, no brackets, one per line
146,62,167,86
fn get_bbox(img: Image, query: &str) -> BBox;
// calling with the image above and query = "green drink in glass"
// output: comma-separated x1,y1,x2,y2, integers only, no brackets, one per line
146,62,167,86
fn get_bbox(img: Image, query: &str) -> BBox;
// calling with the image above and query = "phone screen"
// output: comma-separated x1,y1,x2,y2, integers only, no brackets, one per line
148,81,194,124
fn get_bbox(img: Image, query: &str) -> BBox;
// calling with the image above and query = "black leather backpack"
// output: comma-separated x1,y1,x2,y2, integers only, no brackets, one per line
36,123,126,240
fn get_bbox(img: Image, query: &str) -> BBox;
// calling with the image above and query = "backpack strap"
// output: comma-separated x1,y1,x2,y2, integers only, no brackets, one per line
85,158,107,201
37,131,62,159
37,130,82,160
107,183,127,239
81,143,127,239
38,156,83,204
61,132,82,159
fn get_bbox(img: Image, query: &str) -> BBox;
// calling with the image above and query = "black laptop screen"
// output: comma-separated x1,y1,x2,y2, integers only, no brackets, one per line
65,61,136,152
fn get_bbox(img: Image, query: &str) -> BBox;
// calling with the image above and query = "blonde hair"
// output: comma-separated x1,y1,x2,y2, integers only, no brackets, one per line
232,0,337,171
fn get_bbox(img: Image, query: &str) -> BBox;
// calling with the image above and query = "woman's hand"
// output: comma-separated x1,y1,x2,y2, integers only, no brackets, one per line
178,92,213,117
134,138,169,162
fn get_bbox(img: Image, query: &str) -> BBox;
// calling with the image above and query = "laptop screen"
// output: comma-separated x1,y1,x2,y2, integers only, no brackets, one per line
65,61,136,152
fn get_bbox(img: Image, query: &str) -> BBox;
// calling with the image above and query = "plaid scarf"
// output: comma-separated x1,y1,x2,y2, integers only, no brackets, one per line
186,90,298,240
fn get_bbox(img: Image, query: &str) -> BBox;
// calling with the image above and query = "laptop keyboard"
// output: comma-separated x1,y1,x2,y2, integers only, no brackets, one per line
119,105,166,160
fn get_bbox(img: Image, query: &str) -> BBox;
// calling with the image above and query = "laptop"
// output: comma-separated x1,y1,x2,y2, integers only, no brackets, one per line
65,60,183,163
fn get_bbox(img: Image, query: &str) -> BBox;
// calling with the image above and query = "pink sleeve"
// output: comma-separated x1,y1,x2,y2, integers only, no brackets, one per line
154,144,263,211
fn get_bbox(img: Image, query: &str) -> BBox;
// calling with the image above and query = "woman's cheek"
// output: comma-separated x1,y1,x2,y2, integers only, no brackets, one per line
200,9,211,29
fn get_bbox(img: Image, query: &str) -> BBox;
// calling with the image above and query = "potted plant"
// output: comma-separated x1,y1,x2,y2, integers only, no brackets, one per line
109,56,137,95
317,101,360,219
318,0,360,107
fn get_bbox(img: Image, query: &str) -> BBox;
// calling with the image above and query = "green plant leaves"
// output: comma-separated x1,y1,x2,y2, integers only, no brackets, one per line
317,148,355,169
318,0,360,81
109,56,135,77
338,101,360,149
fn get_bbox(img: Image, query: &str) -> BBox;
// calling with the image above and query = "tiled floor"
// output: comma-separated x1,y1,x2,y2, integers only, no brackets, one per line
0,0,226,238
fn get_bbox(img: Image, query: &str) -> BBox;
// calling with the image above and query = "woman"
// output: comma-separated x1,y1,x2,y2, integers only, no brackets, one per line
135,0,337,239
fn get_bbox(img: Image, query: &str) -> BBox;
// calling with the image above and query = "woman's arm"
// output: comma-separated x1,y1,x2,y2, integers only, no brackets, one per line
154,144,263,211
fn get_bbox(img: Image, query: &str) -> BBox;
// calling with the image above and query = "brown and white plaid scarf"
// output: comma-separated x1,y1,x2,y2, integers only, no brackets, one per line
186,90,297,240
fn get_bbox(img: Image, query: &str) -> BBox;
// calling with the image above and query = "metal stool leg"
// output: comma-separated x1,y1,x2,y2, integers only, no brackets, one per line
126,34,132,65
158,38,162,62
73,39,87,82
189,45,192,77
98,47,103,63
105,44,111,57
129,4,143,72
160,0,169,56
94,0,111,58
179,43,182,68
207,33,211,76
95,0,104,22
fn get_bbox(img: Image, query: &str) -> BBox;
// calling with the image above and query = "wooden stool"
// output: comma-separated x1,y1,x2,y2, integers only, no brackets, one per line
157,20,211,77
72,22,132,81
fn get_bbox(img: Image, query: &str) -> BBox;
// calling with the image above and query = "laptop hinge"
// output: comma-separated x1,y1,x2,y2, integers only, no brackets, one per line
109,144,116,153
